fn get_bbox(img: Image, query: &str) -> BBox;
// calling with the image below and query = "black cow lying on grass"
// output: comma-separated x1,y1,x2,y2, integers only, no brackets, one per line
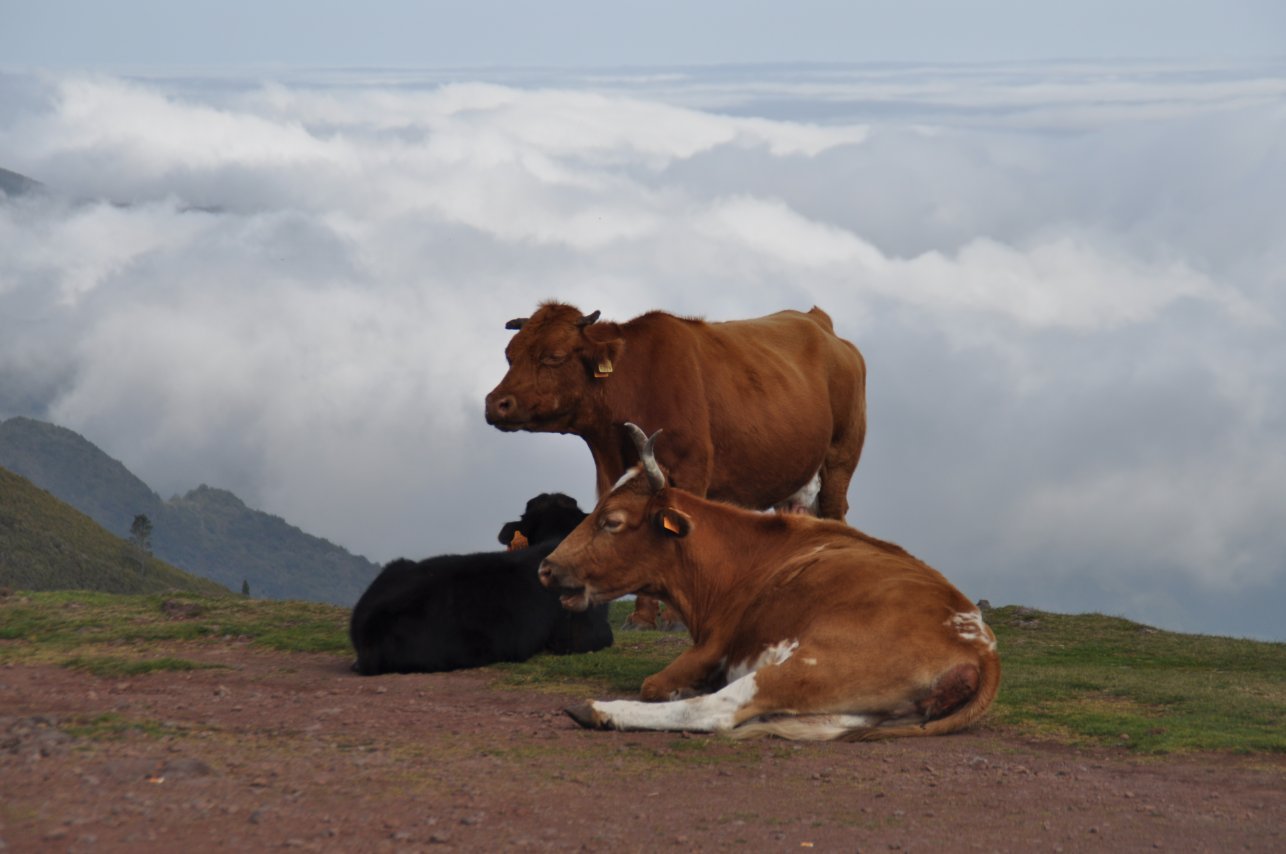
349,493,613,675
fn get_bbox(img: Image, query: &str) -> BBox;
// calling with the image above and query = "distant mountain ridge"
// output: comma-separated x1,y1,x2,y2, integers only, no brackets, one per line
0,417,378,604
0,466,228,596
0,166,43,198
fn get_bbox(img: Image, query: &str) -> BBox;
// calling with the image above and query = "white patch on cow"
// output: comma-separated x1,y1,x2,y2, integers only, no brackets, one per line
730,712,881,741
773,471,821,514
612,468,639,491
726,639,799,683
948,610,997,651
801,657,818,666
591,672,761,732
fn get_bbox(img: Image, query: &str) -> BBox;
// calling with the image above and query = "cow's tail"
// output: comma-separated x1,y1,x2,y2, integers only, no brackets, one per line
726,647,1000,742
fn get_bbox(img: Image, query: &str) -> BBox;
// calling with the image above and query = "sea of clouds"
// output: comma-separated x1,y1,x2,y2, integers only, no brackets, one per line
1,61,1283,638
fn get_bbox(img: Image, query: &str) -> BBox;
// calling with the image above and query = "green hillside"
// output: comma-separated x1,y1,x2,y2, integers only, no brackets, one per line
0,467,228,596
0,417,162,536
0,417,378,605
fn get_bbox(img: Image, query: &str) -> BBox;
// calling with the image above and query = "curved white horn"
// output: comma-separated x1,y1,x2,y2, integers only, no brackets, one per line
623,422,665,492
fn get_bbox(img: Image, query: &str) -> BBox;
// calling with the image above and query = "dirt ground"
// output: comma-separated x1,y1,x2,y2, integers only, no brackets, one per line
2,642,1283,852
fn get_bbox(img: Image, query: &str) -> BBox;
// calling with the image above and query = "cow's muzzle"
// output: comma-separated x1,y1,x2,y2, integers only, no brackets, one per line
538,559,590,611
484,391,521,427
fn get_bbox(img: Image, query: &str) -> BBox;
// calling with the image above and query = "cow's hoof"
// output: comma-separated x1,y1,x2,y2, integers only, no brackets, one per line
565,702,607,730
619,616,657,631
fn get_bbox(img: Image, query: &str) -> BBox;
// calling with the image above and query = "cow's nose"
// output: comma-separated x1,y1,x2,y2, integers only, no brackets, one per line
488,393,516,418
540,560,565,586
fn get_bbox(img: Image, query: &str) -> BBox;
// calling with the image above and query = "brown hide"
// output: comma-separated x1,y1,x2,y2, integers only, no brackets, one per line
539,461,1000,740
484,302,866,520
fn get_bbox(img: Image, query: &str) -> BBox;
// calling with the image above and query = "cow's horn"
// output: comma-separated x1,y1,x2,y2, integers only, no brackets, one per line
624,422,665,492
505,317,528,330
577,310,601,327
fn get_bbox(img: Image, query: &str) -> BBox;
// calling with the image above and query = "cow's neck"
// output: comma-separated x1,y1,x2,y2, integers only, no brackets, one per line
583,432,626,497
575,320,696,496
655,501,785,645
577,379,641,496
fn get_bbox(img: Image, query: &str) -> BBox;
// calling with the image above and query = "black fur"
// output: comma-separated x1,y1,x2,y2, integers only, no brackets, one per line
349,493,612,675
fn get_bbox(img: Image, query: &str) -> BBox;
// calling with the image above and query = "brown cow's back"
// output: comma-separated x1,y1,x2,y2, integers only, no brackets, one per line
599,308,865,515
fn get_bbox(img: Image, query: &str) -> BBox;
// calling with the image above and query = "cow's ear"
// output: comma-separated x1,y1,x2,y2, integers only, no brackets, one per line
581,323,624,378
655,507,692,538
498,521,520,547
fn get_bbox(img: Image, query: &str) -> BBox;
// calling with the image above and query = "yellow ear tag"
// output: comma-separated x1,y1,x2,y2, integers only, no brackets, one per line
662,515,681,534
594,357,614,379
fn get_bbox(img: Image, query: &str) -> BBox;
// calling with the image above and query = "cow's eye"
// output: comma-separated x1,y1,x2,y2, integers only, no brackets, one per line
601,511,626,532
541,352,568,366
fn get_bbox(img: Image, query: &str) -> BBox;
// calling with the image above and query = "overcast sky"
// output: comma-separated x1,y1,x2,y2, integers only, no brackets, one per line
3,1,1284,68
1,4,1283,641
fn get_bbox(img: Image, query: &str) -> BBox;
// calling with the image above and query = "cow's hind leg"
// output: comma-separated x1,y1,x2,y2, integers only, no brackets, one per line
816,455,854,520
818,375,866,520
817,427,864,520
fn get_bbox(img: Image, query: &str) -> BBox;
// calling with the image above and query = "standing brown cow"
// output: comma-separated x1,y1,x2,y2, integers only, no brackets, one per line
485,302,866,629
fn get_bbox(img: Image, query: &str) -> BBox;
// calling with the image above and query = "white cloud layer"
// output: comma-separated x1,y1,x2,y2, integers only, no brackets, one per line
1,61,1283,639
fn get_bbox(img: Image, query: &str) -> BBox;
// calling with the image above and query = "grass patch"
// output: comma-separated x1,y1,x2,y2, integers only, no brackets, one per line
492,600,690,694
61,655,229,678
987,606,1286,754
0,589,350,661
62,712,189,741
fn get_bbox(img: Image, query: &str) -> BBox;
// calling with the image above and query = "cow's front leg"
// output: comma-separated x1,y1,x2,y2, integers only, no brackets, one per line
640,644,723,701
567,672,758,733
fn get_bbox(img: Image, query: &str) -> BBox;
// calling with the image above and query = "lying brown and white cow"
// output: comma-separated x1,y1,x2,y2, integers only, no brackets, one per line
485,302,867,629
538,424,999,740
